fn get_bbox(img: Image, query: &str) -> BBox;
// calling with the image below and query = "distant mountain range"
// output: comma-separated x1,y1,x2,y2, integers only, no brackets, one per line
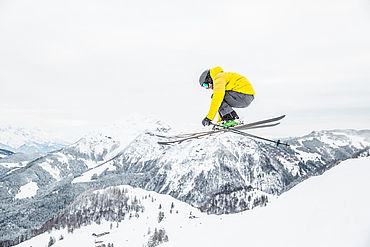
0,119,369,246
0,126,68,154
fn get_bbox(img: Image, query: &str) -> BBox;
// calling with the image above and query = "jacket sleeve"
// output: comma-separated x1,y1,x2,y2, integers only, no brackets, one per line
206,72,226,121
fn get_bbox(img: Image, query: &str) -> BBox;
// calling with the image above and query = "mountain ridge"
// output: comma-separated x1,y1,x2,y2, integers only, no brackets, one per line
0,120,369,246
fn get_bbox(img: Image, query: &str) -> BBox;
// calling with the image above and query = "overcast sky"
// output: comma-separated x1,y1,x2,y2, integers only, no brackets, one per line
0,0,369,141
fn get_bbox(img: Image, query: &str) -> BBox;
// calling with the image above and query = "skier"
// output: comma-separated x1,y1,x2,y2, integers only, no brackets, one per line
199,66,255,127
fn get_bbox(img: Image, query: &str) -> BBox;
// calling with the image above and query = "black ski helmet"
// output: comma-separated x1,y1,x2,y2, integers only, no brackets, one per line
199,69,212,87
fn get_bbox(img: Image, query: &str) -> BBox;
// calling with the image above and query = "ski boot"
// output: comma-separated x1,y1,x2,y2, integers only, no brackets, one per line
213,111,243,130
213,119,244,130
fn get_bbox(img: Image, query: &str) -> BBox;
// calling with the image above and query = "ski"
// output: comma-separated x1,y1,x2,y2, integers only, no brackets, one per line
233,115,285,130
157,123,286,145
156,122,280,140
157,115,286,145
157,115,285,139
245,122,280,129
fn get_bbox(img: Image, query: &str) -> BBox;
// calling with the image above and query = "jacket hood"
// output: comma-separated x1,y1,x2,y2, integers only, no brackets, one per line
210,67,224,80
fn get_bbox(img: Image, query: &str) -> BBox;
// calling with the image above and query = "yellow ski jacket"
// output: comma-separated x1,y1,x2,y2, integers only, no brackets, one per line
206,67,255,121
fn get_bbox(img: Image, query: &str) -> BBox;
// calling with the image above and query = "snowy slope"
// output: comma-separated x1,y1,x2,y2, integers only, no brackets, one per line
15,157,370,247
168,156,370,247
0,153,45,177
16,185,201,247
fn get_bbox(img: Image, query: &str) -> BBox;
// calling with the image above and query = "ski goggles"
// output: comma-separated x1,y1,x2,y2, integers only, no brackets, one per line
202,82,209,88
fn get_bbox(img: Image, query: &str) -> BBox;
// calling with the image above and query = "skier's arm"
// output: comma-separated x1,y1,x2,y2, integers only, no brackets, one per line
206,72,226,121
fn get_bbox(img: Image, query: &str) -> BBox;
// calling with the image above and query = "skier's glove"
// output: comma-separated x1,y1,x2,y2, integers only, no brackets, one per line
202,117,211,126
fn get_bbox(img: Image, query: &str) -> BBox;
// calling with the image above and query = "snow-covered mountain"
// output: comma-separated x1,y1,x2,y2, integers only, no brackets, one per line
16,185,200,247
0,118,369,246
0,152,44,178
0,126,68,154
14,157,370,247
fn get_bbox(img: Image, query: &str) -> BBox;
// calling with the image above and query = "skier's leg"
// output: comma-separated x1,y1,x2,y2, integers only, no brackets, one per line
218,91,254,120
218,100,234,118
224,91,254,108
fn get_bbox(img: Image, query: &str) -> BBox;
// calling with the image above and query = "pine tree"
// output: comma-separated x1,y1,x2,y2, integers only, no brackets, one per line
158,211,165,223
47,236,56,247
